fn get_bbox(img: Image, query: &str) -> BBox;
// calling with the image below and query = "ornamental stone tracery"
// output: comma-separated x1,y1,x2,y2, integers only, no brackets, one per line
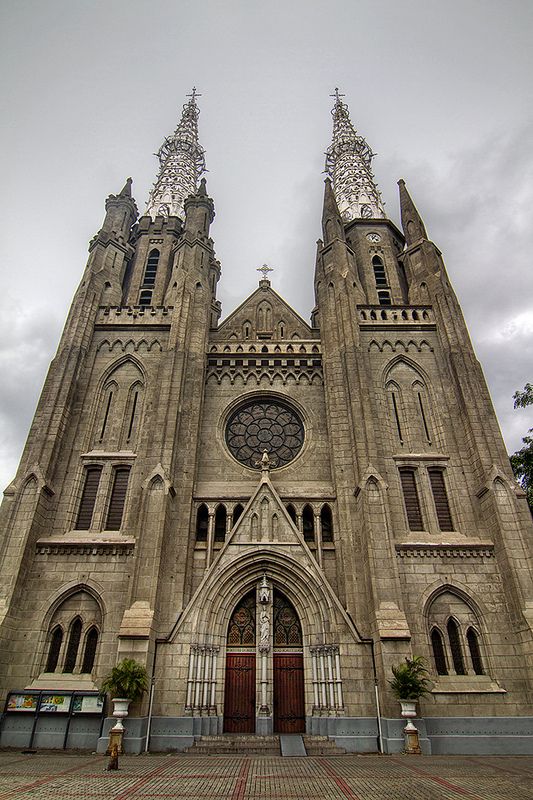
225,399,304,470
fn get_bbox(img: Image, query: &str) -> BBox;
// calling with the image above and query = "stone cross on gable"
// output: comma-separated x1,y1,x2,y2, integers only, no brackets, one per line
257,264,273,281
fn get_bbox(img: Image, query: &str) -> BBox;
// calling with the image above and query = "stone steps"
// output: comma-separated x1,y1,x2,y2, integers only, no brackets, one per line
303,735,346,756
185,735,281,755
184,734,346,756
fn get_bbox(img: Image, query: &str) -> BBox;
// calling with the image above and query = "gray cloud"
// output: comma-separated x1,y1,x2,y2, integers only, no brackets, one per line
0,0,532,489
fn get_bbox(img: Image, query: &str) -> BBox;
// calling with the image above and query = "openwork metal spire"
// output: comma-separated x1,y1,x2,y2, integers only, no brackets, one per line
325,89,386,221
145,88,206,220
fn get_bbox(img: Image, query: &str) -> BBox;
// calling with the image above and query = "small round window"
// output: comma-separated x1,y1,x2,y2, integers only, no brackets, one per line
225,398,304,470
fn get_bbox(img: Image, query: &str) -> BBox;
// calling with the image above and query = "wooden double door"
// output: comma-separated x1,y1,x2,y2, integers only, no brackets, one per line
223,651,305,734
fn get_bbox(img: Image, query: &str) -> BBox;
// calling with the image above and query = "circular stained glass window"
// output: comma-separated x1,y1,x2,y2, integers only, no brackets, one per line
225,398,304,470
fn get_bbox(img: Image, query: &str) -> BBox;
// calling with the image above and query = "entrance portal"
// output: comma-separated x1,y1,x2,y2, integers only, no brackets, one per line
273,592,305,733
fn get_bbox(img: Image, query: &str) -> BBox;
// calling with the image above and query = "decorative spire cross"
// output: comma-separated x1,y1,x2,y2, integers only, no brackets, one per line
145,88,206,221
257,264,273,282
325,89,386,221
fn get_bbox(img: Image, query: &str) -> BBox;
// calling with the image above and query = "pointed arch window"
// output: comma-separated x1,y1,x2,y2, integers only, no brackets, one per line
76,466,102,530
232,504,244,526
196,504,209,541
99,385,115,442
63,617,82,673
142,249,160,288
428,591,487,678
302,504,315,542
45,627,63,673
286,504,297,525
428,468,454,531
399,468,424,531
81,627,99,673
431,628,448,675
466,628,484,675
43,590,102,676
273,592,302,646
372,255,388,287
447,618,466,675
124,384,141,445
387,382,404,445
214,504,227,542
105,466,131,530
320,504,333,542
227,592,256,646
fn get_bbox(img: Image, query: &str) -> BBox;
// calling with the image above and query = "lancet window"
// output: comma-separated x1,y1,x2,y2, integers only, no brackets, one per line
320,504,334,542
76,466,102,530
427,590,486,677
93,359,144,450
302,504,315,542
227,592,256,646
142,249,160,288
428,468,454,531
196,504,209,541
384,360,436,451
214,504,227,542
105,466,131,530
399,467,424,531
273,592,302,646
43,590,101,675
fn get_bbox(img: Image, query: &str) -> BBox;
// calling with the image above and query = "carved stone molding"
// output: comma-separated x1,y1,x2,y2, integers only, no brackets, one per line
396,543,494,559
36,537,135,556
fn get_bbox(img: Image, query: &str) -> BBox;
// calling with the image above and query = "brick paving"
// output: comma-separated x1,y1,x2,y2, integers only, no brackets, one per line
0,752,532,799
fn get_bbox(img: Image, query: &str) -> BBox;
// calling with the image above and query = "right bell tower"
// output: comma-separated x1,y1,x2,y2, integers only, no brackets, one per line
314,88,533,717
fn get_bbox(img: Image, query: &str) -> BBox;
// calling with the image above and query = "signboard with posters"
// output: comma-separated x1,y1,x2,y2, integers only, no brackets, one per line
71,694,104,714
6,694,39,712
39,695,71,713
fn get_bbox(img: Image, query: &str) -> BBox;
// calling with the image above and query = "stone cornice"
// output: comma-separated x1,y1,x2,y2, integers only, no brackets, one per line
396,542,494,559
36,536,135,556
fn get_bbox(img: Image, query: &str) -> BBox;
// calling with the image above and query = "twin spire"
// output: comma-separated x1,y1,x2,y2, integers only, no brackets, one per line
144,89,406,231
145,88,206,220
325,89,386,222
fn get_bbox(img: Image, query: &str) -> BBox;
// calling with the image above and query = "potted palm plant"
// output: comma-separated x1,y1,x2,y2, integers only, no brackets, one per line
389,655,430,718
100,658,148,723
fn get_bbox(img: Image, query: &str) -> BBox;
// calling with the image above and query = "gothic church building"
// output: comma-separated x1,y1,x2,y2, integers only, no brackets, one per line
1,91,532,754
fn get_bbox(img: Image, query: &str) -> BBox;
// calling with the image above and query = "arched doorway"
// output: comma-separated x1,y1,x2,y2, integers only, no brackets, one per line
273,591,305,733
223,591,256,732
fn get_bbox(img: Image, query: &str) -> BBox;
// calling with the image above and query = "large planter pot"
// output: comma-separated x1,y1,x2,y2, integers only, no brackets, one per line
111,697,131,727
399,700,417,718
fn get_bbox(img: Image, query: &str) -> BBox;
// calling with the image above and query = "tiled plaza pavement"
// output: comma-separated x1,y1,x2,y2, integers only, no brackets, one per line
0,751,532,800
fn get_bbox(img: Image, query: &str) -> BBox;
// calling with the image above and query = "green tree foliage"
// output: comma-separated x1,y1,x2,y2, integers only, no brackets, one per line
511,383,533,511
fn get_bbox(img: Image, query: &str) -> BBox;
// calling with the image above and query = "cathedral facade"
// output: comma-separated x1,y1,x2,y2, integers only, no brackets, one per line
1,91,532,754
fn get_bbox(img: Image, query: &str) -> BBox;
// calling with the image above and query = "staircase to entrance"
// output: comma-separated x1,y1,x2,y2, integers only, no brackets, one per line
184,735,346,756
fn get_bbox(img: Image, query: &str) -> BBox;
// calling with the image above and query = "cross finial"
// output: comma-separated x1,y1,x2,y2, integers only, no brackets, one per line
257,263,273,281
186,87,202,102
330,87,345,103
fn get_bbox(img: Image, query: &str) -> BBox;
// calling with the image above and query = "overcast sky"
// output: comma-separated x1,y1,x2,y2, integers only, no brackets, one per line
0,0,532,490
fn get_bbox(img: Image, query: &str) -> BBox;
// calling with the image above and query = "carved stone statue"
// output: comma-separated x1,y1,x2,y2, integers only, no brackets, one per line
259,609,270,645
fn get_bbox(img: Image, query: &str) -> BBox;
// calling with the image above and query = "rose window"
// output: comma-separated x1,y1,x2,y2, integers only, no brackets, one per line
225,399,304,469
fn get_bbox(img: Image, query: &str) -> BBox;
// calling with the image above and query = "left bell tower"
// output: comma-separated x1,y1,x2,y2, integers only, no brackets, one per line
0,89,221,702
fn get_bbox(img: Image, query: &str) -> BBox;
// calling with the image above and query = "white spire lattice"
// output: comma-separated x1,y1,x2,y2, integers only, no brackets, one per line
325,89,385,221
145,88,206,220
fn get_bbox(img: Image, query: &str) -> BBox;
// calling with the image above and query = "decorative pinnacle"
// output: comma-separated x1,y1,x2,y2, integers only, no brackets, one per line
257,263,273,282
145,88,206,221
325,89,386,222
